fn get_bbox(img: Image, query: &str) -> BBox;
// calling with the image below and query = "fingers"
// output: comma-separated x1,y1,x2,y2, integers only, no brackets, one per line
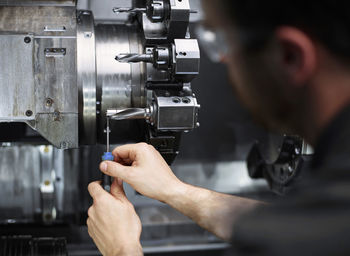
112,143,151,162
88,181,107,199
110,178,126,199
100,161,130,181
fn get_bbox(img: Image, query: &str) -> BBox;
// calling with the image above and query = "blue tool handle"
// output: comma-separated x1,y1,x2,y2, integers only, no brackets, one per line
101,152,114,192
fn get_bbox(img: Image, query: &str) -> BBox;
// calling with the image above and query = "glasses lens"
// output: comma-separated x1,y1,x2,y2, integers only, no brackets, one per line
195,24,229,63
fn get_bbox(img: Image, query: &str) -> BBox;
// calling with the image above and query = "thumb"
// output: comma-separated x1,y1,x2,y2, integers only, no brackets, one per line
100,161,130,181
110,178,126,199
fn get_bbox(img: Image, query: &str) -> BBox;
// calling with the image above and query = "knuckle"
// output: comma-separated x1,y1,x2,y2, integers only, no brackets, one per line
138,142,149,151
87,206,93,217
148,144,156,151
88,182,97,194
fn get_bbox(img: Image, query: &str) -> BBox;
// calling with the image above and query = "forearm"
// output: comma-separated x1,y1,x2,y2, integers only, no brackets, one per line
165,182,262,241
117,244,143,256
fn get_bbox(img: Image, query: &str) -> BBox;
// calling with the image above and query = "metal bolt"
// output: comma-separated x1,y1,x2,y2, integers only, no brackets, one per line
44,146,50,153
288,165,294,173
182,97,191,104
24,36,31,44
25,110,33,117
60,142,68,149
172,97,181,103
84,32,92,38
45,98,53,107
53,111,60,121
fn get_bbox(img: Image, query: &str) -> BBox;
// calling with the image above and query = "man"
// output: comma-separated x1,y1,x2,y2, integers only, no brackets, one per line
87,0,350,255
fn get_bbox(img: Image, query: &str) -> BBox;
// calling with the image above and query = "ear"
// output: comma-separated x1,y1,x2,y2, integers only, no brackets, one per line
275,26,317,86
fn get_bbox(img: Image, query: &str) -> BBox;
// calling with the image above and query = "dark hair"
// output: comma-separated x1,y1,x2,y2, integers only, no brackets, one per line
222,0,350,61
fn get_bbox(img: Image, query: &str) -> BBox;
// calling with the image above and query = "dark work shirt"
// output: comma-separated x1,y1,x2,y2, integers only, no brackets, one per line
228,105,350,256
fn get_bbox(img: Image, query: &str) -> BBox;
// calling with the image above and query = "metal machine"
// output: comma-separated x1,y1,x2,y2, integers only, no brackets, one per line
0,0,204,254
0,0,200,162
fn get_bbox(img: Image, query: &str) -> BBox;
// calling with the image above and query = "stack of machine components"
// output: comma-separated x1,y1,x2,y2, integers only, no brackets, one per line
0,0,200,163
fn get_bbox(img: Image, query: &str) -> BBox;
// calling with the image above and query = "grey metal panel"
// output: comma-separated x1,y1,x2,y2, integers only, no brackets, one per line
0,6,76,36
34,37,77,114
0,6,79,148
34,113,79,148
0,0,76,6
0,146,41,221
0,34,35,121
0,145,79,223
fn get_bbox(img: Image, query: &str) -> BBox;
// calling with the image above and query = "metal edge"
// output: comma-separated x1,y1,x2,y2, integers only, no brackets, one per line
76,10,97,145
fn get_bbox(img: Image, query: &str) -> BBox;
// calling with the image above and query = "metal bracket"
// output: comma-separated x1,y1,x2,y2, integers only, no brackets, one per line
44,48,66,58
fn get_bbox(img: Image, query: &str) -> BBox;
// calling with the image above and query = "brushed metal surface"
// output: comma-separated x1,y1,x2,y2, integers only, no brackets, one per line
0,145,79,223
0,6,79,148
0,6,76,36
0,34,35,122
0,0,76,6
95,24,147,141
77,10,97,145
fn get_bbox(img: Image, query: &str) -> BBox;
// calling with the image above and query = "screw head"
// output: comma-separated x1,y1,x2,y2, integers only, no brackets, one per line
60,141,68,149
24,37,31,44
182,97,191,104
45,98,53,107
25,110,33,117
172,97,181,103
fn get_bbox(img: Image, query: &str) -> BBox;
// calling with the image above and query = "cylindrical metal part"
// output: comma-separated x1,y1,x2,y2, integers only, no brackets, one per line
77,10,97,145
116,53,154,63
94,24,148,144
108,108,149,121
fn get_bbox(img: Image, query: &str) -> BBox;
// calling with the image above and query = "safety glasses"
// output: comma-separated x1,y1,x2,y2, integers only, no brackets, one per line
195,24,230,63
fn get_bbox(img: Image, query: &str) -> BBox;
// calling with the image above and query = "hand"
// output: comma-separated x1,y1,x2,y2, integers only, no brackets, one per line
87,179,143,256
99,143,184,203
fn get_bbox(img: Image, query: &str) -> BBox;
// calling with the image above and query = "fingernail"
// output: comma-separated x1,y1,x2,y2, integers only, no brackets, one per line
100,162,107,172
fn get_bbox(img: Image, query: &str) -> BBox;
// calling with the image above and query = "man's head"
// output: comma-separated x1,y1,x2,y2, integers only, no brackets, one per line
201,0,350,144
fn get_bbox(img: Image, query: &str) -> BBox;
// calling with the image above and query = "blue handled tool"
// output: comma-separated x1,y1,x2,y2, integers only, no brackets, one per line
101,117,113,192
